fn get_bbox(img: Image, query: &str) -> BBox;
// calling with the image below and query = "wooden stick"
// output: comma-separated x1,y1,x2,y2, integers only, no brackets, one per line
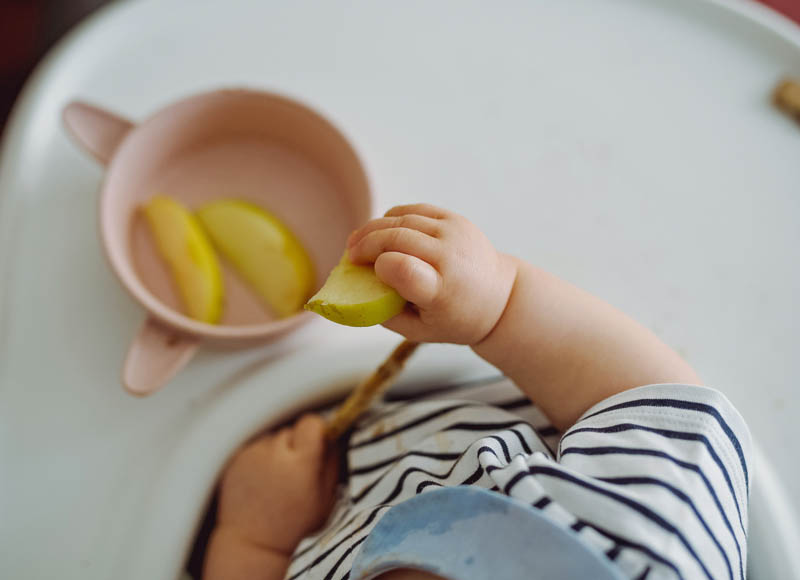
326,339,420,440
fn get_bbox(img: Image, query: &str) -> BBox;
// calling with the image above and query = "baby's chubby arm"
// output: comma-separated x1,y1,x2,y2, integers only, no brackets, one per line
347,204,700,431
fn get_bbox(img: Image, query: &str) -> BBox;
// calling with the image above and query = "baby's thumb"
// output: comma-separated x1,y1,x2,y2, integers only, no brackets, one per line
292,414,327,457
374,251,440,310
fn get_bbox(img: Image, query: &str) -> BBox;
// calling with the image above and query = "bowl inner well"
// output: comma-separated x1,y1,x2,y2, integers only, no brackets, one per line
102,90,370,334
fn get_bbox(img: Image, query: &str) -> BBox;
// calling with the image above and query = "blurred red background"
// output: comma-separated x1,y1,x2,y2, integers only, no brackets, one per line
0,0,799,132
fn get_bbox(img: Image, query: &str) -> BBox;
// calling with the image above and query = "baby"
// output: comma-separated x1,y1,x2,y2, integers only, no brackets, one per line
202,204,750,580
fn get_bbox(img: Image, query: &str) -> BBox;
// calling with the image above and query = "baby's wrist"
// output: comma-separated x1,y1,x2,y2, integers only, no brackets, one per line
205,526,292,580
216,521,299,558
471,253,519,347
216,524,295,558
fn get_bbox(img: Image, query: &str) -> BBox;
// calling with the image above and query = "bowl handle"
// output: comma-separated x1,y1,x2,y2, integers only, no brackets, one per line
62,101,134,165
122,317,199,396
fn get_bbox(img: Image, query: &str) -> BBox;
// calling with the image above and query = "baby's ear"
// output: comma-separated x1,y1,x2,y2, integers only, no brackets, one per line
374,252,440,310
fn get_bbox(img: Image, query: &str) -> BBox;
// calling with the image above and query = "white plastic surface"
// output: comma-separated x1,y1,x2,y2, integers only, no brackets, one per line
1,0,799,579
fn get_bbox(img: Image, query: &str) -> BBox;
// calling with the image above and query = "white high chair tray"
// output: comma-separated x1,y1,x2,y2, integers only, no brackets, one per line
1,0,799,578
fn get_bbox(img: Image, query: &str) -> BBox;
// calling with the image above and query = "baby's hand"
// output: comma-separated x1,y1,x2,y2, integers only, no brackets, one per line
347,204,517,345
215,415,338,555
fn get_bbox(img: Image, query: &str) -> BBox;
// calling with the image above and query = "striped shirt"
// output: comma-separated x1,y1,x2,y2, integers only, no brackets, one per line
286,379,751,580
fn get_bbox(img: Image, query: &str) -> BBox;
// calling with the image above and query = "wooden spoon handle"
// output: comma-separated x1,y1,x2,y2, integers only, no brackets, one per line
326,339,420,440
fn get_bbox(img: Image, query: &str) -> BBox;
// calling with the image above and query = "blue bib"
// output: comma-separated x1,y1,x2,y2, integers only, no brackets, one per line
350,486,626,580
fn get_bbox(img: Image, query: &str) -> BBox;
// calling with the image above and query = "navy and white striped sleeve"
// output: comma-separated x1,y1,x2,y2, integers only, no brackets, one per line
544,384,751,580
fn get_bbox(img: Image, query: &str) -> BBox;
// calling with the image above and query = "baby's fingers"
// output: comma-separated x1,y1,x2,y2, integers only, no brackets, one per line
347,215,441,248
381,309,426,341
384,203,449,220
375,252,440,309
348,227,442,267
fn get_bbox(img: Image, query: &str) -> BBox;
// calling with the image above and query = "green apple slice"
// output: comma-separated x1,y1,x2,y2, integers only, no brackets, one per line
196,200,314,318
142,195,223,324
304,252,406,327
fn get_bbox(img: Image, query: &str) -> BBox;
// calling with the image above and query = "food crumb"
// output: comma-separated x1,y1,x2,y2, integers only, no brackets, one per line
773,78,800,122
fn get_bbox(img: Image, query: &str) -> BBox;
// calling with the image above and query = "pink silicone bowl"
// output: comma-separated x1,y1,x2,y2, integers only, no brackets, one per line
63,89,371,396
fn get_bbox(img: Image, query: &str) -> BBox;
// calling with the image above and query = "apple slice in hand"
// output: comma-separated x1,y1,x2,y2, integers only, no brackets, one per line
304,252,406,327
142,195,223,324
196,200,314,318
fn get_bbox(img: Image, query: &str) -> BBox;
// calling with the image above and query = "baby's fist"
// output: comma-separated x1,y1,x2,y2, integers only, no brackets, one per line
347,204,517,345
216,414,338,554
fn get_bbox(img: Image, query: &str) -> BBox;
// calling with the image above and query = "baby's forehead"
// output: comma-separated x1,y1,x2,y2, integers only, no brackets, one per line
350,487,625,580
